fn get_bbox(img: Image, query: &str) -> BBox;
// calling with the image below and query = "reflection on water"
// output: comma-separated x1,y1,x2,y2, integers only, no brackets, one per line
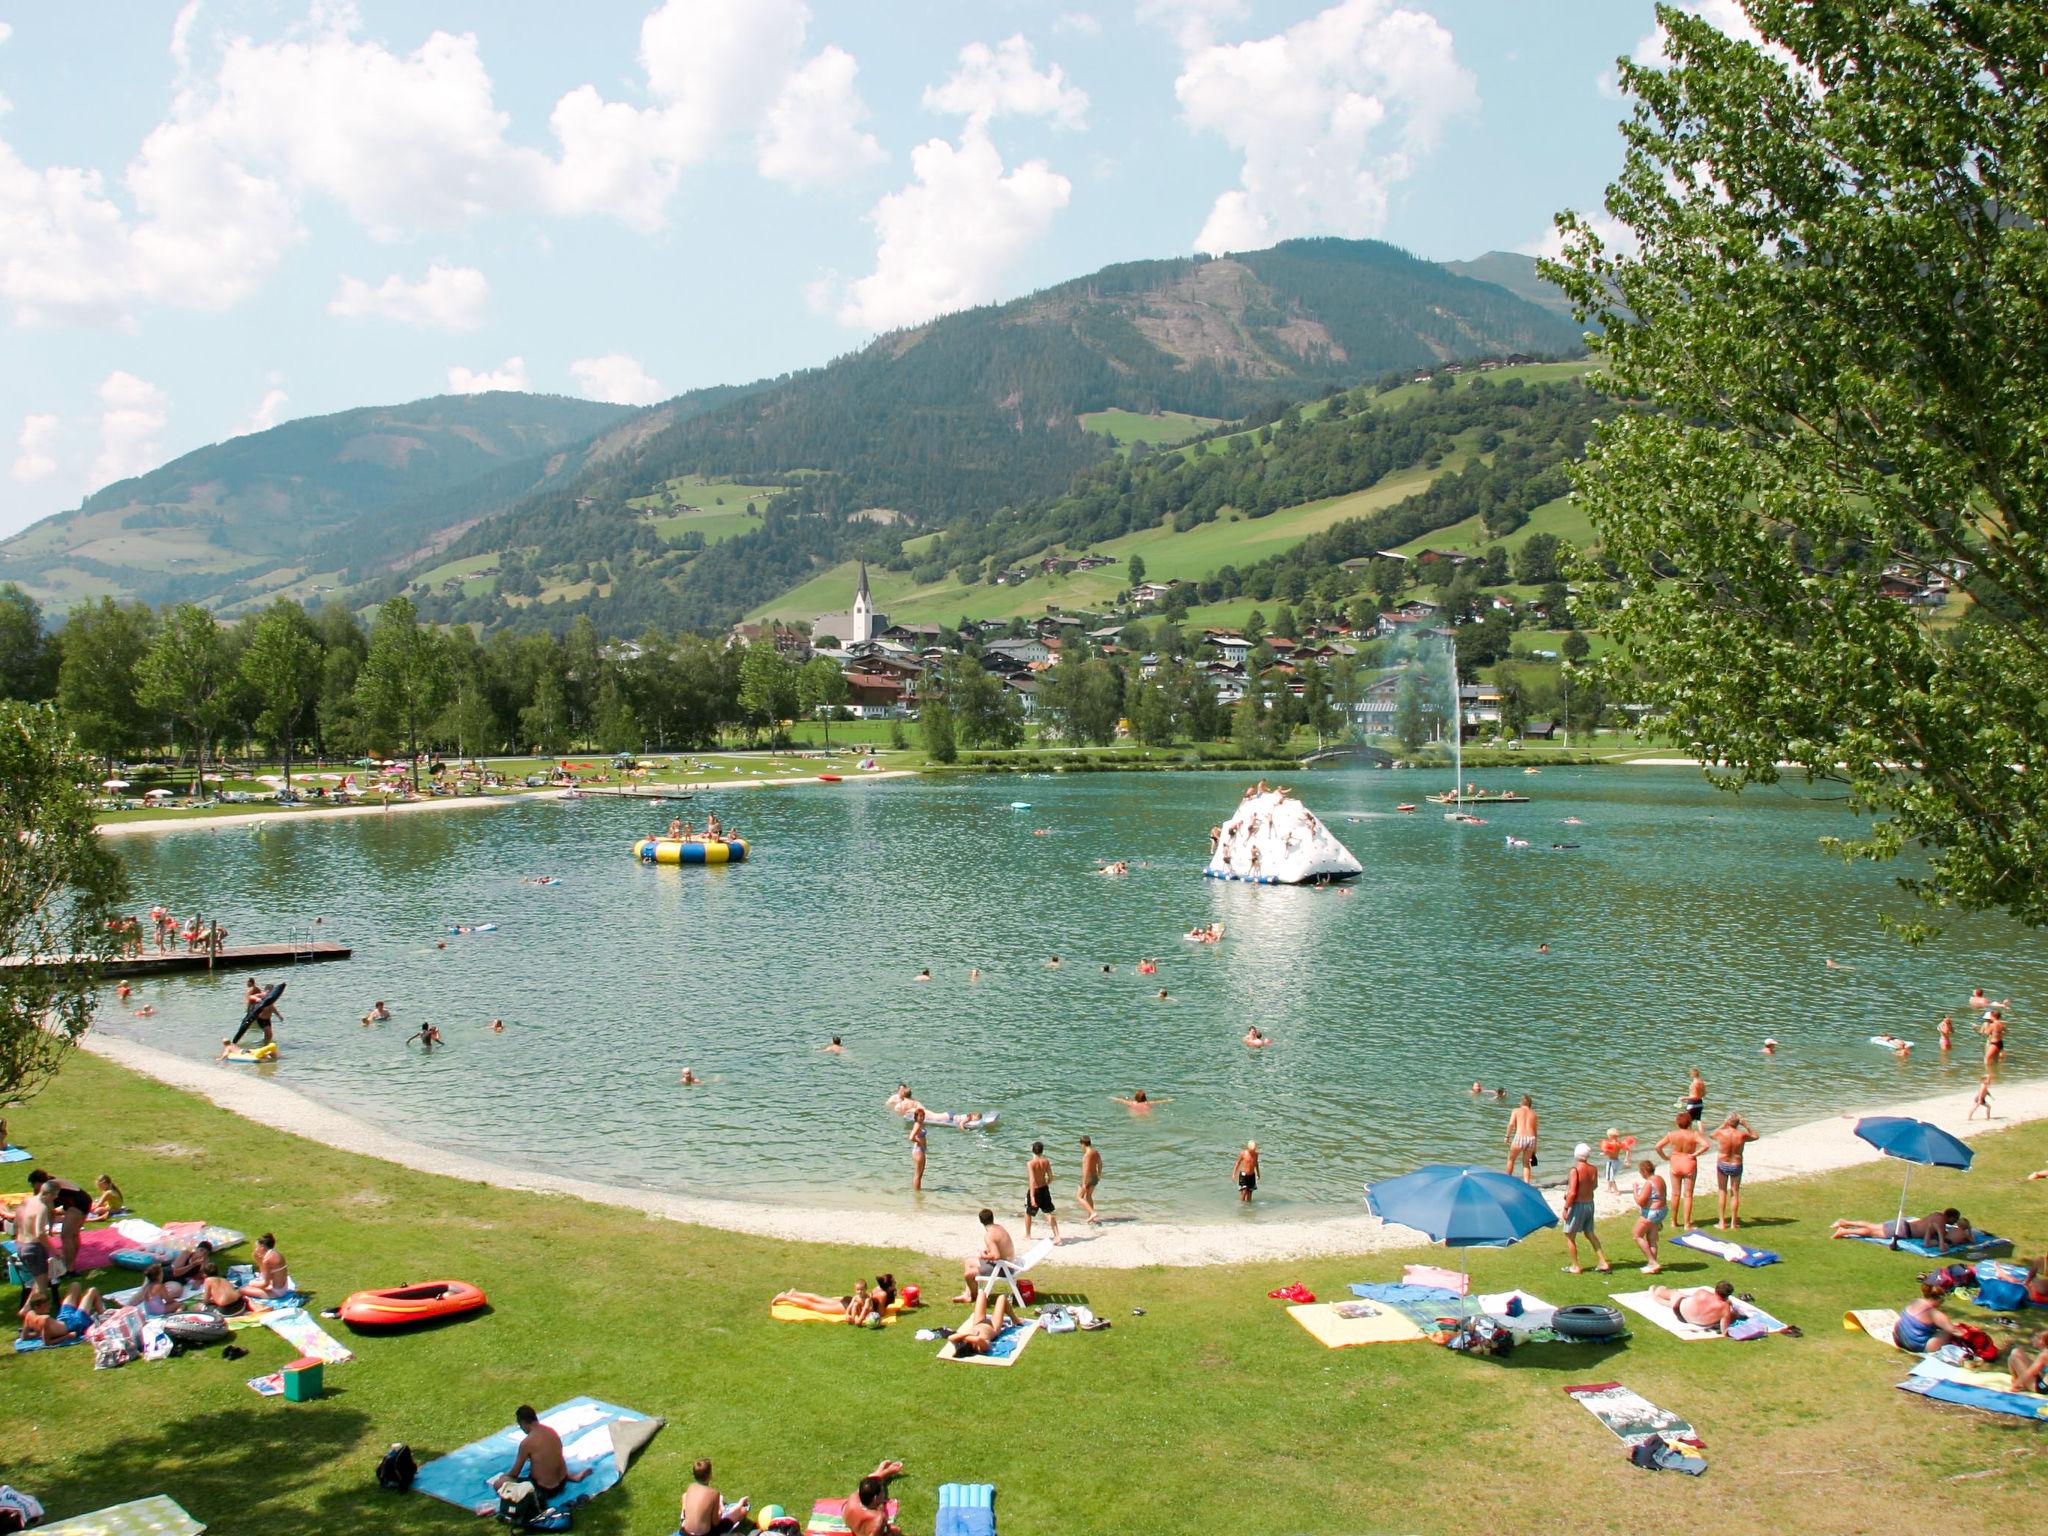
99,769,2044,1220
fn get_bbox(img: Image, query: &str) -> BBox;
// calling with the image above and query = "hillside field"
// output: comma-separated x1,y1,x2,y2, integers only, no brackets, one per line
1078,408,1228,449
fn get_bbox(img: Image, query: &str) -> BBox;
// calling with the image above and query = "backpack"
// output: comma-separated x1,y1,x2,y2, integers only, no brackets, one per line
1951,1322,1999,1362
497,1481,571,1530
376,1443,418,1491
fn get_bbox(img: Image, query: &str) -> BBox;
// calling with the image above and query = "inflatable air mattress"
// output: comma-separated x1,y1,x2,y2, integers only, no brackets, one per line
634,837,748,866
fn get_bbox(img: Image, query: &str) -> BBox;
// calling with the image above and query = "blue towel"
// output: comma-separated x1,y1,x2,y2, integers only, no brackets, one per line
1670,1231,1781,1267
410,1397,657,1515
1348,1282,1468,1329
936,1483,996,1536
1846,1231,2009,1258
1898,1361,2048,1421
0,1147,30,1164
14,1334,83,1353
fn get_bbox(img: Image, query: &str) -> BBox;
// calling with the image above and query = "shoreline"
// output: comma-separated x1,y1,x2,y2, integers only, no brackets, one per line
80,1032,2046,1269
97,770,920,837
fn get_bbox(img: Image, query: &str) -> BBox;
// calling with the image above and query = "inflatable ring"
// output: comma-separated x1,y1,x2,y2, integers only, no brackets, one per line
162,1310,234,1346
1550,1303,1628,1341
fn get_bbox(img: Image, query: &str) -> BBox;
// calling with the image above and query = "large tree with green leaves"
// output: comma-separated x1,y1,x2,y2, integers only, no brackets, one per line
0,704,129,1104
0,585,55,702
55,597,152,769
356,597,450,789
136,603,234,797
238,600,322,793
1548,0,2048,929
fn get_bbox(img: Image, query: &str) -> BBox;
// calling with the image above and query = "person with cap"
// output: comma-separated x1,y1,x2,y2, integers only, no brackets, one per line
1560,1142,1610,1274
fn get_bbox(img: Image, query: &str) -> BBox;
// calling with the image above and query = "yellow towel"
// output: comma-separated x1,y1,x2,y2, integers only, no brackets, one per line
770,1300,903,1326
1843,1308,1903,1348
1286,1301,1427,1349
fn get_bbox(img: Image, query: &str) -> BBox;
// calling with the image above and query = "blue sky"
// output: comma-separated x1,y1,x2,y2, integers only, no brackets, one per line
0,0,1697,538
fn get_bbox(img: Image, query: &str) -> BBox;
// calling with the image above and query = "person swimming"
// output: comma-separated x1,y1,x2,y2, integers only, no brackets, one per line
679,1067,700,1086
823,1036,844,1053
1113,1090,1168,1113
1244,1027,1269,1048
406,1022,443,1051
914,968,931,982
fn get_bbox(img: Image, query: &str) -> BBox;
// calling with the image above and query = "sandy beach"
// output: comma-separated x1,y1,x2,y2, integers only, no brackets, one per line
97,770,919,837
82,1032,2044,1269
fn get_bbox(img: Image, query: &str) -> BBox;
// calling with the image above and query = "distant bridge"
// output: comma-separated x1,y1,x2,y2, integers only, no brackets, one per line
1300,743,1395,769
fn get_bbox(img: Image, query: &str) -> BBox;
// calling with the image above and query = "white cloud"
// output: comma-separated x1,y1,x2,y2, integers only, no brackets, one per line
1174,0,1476,255
1609,0,1789,91
924,36,1089,130
232,378,290,438
446,357,529,394
329,263,489,330
0,22,12,46
1519,211,1637,262
1054,13,1101,37
830,126,1071,332
1137,0,1246,51
757,46,885,188
9,413,57,483
89,371,168,491
570,352,663,406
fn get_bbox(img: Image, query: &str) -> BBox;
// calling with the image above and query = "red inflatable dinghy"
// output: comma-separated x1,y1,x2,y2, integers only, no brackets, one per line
339,1279,487,1329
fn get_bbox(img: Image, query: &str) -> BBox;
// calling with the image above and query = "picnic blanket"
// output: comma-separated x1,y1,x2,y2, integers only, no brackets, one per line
1402,1264,1470,1294
1474,1290,1563,1341
13,1332,84,1352
1898,1357,2048,1421
1671,1231,1781,1267
771,1297,905,1326
37,1495,204,1535
1611,1290,1791,1342
1843,1308,1906,1350
807,1498,898,1535
1288,1300,1427,1349
1845,1230,2010,1258
936,1483,995,1536
0,1147,30,1164
1565,1381,1703,1448
411,1397,664,1515
1346,1282,1468,1331
259,1306,352,1364
937,1319,1039,1366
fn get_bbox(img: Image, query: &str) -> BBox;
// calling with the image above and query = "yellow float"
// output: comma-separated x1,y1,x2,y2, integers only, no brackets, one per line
633,837,749,866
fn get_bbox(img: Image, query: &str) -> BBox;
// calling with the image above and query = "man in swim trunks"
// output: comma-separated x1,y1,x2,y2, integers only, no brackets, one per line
1648,1279,1739,1334
1830,1208,1973,1247
361,1000,390,1025
842,1461,905,1536
1503,1096,1538,1183
1023,1142,1060,1244
28,1171,90,1276
824,1036,844,1053
1710,1113,1759,1230
1560,1143,1610,1274
11,1178,51,1290
1077,1135,1102,1224
1633,1158,1668,1272
1235,1141,1260,1202
679,1458,742,1536
1655,1114,1710,1229
1683,1068,1706,1127
955,1208,1015,1303
504,1404,590,1504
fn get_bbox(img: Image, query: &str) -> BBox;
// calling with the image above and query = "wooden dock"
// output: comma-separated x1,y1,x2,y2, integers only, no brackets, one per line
0,942,353,977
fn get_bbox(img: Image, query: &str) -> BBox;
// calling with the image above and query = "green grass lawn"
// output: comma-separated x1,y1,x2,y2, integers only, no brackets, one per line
5,1052,2046,1535
1078,409,1228,449
1381,490,1599,564
1367,358,1601,413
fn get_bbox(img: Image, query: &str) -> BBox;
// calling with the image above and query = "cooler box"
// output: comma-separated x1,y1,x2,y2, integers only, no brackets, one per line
281,1355,324,1401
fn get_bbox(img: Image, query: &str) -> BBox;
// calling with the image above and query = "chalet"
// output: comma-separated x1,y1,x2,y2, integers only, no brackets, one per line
841,673,907,719
1131,579,1183,604
978,649,1029,678
1412,548,1477,568
1203,632,1252,665
1087,624,1126,643
1394,600,1441,620
881,622,944,645
1005,675,1041,716
984,636,1052,666
994,568,1030,586
728,621,812,659
1075,553,1117,571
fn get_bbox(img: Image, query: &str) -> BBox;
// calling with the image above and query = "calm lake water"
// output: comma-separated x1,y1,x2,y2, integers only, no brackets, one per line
99,767,2042,1221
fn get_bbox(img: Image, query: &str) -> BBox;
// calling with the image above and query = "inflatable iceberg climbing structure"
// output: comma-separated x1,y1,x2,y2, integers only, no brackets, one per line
1204,790,1363,885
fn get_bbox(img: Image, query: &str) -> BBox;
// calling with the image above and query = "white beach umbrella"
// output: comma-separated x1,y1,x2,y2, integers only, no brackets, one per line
102,778,131,789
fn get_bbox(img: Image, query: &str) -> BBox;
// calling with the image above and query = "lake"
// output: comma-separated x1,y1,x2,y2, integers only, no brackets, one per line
97,766,2041,1221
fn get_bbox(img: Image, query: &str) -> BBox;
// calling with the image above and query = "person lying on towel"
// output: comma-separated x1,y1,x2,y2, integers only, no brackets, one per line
946,1291,1018,1357
843,1461,905,1536
1648,1280,1738,1335
1828,1209,1973,1247
19,1279,103,1343
774,1274,897,1326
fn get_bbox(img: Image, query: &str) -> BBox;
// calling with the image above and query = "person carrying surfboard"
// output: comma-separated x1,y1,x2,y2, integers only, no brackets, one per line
231,981,285,1047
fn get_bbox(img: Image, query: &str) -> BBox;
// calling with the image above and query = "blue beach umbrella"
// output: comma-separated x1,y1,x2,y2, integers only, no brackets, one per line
1854,1116,1973,1241
1365,1164,1559,1274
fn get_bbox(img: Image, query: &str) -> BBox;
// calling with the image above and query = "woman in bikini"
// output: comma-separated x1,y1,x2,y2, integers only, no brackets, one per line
1632,1159,1668,1273
1655,1114,1711,1229
241,1233,294,1302
908,1109,927,1192
946,1290,1016,1356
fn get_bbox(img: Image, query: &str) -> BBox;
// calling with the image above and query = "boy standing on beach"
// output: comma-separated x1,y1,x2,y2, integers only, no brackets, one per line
1023,1142,1059,1244
1077,1136,1102,1224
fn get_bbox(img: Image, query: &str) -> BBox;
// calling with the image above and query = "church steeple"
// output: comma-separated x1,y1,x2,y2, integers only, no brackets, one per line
851,560,874,644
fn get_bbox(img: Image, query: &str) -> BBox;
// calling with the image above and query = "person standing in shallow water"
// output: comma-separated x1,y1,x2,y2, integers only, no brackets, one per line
1077,1135,1102,1224
1504,1096,1538,1183
908,1108,927,1192
1235,1141,1260,1202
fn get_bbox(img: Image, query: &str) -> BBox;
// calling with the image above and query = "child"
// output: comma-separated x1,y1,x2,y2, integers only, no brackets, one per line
1969,1073,1993,1121
1235,1141,1260,1203
18,1279,102,1344
1599,1128,1634,1194
88,1174,125,1220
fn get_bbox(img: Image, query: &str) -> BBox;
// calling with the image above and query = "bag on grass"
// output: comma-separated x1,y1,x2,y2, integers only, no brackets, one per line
497,1479,570,1529
376,1442,417,1491
1952,1322,1999,1362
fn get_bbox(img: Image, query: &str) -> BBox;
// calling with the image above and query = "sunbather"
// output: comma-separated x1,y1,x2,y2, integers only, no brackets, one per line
133,1263,183,1316
1647,1280,1738,1335
1829,1208,1972,1247
955,1208,1015,1302
1895,1283,1963,1354
88,1173,125,1220
679,1457,747,1536
947,1290,1018,1357
2007,1330,2048,1394
198,1259,247,1315
502,1404,591,1503
18,1279,102,1343
843,1461,905,1536
242,1232,294,1301
773,1277,888,1325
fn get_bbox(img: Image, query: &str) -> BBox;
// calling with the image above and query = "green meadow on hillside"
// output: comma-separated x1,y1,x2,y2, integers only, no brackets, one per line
1078,408,1229,449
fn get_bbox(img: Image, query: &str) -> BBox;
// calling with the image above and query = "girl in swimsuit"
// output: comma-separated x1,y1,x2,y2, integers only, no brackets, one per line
909,1110,927,1192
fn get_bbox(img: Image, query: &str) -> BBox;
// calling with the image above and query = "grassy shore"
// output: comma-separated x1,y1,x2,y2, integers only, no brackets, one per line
5,1052,2045,1535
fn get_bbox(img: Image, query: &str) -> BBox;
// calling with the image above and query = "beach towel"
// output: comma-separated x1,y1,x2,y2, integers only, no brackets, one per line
1346,1282,1469,1331
771,1295,906,1326
938,1319,1040,1366
1610,1290,1790,1342
935,1483,996,1536
37,1494,205,1535
1475,1290,1561,1340
1843,1308,1908,1349
1402,1264,1471,1294
13,1332,83,1352
1287,1301,1427,1349
1845,1231,2010,1258
1897,1356,2048,1420
247,1372,285,1396
1671,1231,1781,1267
259,1306,351,1364
806,1498,898,1535
411,1397,664,1515
1565,1381,1703,1449
0,1147,30,1164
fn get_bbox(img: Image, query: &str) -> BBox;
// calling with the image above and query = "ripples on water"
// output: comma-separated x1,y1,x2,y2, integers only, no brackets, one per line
100,768,2043,1220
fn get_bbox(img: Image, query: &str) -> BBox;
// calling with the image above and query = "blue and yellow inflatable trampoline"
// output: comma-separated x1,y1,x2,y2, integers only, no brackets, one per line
633,836,749,866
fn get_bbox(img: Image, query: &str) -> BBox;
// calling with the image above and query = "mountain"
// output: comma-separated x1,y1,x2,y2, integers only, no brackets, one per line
0,392,637,612
1443,251,1582,324
400,237,1587,633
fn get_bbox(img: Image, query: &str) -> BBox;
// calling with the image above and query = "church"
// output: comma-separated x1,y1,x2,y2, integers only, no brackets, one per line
810,562,885,649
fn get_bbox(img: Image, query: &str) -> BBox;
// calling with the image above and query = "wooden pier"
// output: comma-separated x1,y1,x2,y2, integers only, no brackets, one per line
0,942,353,977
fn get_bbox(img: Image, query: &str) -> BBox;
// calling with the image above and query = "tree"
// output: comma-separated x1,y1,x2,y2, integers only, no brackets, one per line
0,704,129,1103
797,657,851,746
920,699,958,763
1548,0,2048,927
356,597,450,789
136,604,234,797
238,601,322,794
1126,554,1147,589
55,598,151,769
737,643,798,743
1512,533,1562,585
946,657,1023,749
1393,672,1430,754
0,585,55,701
1562,629,1592,663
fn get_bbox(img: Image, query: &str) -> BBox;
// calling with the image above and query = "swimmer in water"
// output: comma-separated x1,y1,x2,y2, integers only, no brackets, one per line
489,1018,504,1034
1537,943,1550,954
914,968,931,982
823,1036,844,1053
131,1004,156,1018
1046,955,1060,968
1113,1091,1168,1113
406,1022,443,1051
1762,1038,1778,1056
1244,1027,1269,1048
679,1067,700,1086
1137,958,1157,975
116,981,131,1001
1938,1015,1954,1051
1156,988,1169,1001
968,968,980,983
1101,964,1112,974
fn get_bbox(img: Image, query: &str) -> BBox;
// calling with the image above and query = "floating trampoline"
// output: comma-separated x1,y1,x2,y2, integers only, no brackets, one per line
633,837,749,866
